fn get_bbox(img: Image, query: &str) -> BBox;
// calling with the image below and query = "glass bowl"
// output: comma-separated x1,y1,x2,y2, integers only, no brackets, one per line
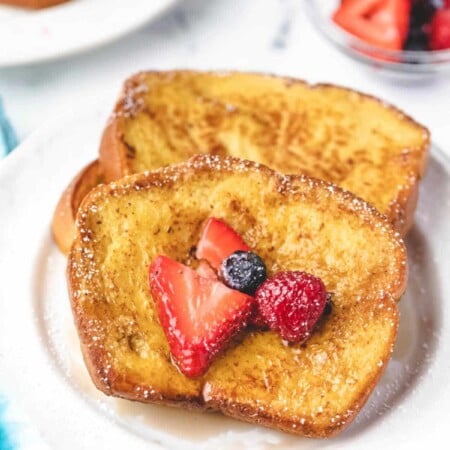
304,0,450,74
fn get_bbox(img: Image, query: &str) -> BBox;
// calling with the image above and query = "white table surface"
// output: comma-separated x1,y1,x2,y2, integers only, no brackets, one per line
0,0,449,153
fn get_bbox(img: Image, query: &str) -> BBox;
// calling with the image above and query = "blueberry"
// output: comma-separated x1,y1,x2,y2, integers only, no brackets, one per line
404,25,429,50
410,1,436,26
404,1,438,51
220,251,267,295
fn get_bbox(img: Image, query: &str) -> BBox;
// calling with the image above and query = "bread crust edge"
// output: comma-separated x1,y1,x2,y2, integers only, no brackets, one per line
52,160,103,254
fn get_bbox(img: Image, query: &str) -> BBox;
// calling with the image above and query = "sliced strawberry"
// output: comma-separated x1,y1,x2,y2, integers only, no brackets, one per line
196,260,218,280
338,0,385,16
430,9,450,50
196,217,250,271
371,0,410,44
333,0,410,50
149,255,253,377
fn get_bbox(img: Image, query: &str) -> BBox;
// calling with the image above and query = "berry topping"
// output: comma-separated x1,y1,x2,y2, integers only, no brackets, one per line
149,255,253,377
196,217,250,271
196,260,218,280
333,0,411,50
220,251,267,295
250,307,269,329
430,8,450,49
255,271,327,343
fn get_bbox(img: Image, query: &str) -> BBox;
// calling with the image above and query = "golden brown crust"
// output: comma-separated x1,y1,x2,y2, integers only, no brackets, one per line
388,176,419,236
98,70,430,237
51,160,104,255
68,155,406,438
0,0,68,8
98,118,130,183
319,83,429,238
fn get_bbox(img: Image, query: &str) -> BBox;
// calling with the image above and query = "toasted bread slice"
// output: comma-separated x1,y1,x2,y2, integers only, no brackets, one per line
100,71,429,235
68,155,407,438
0,0,68,8
52,160,104,255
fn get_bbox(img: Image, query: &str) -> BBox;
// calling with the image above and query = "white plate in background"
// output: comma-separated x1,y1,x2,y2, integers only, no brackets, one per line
0,104,449,449
0,0,177,67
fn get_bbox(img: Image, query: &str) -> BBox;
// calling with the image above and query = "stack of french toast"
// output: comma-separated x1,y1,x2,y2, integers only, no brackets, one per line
55,71,429,438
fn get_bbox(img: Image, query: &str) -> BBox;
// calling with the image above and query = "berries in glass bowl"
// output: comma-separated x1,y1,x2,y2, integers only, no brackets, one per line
332,0,450,51
304,0,450,72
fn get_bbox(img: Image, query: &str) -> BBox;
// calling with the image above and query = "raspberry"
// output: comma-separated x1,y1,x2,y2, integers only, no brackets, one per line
255,271,327,343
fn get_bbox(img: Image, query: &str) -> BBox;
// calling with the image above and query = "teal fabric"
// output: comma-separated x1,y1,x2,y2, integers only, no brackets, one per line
0,98,18,158
0,398,15,450
0,97,17,450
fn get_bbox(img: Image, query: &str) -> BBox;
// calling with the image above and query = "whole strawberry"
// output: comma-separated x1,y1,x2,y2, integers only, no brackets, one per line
255,271,327,343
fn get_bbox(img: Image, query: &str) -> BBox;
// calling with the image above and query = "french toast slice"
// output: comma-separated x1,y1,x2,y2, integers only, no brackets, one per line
53,71,429,254
68,155,407,438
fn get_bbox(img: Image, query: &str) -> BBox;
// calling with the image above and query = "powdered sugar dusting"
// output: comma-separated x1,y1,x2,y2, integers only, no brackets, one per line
114,77,149,118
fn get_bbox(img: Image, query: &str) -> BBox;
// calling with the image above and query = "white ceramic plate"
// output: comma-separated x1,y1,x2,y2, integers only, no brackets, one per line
0,0,177,67
0,104,449,449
